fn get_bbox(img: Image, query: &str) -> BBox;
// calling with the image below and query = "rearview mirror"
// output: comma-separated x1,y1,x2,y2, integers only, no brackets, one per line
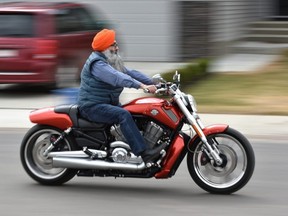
152,74,166,83
173,71,180,83
173,71,180,88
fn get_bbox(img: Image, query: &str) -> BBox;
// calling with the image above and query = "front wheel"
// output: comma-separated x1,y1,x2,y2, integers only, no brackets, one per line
187,127,255,194
20,125,78,185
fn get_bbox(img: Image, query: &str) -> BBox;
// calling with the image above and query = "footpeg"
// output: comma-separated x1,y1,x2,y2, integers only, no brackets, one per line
146,149,166,168
83,147,98,159
145,162,153,168
156,149,166,166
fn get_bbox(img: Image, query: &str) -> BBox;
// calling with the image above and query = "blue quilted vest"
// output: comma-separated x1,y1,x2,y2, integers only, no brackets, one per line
77,52,123,109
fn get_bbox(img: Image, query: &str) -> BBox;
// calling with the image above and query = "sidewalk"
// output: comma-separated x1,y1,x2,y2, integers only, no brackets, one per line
1,61,288,139
1,108,288,139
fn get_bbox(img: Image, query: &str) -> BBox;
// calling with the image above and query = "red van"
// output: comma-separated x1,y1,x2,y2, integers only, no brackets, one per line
0,2,106,89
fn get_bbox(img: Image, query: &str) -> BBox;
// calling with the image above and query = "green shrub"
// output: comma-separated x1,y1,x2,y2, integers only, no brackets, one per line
162,58,209,85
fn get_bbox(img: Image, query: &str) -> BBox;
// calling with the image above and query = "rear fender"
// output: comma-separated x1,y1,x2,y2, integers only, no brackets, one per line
29,107,73,130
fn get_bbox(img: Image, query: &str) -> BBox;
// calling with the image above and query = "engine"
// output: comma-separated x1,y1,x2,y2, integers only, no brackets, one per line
110,121,164,148
110,121,165,163
110,145,142,164
143,121,164,148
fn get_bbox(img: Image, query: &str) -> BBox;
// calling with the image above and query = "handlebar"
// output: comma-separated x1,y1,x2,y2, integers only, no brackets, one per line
155,83,169,94
143,88,150,93
143,82,174,95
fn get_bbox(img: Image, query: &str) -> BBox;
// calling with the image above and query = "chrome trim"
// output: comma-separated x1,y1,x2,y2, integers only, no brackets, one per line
110,141,131,149
33,54,57,59
52,157,146,171
0,72,37,75
48,149,107,159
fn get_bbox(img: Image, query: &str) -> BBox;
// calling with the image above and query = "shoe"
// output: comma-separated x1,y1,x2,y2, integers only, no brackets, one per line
140,143,166,164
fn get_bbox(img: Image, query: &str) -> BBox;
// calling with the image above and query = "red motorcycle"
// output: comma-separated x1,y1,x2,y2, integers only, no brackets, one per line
20,72,255,194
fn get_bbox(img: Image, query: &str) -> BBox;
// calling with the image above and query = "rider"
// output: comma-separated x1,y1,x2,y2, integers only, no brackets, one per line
77,29,164,165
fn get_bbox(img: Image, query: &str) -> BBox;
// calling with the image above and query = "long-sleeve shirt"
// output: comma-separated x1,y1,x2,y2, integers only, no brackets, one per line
91,60,153,89
78,51,154,108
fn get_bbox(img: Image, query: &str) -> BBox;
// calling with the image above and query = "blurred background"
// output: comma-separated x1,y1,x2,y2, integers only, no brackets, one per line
1,2,288,215
42,0,288,62
0,0,288,112
1,0,288,62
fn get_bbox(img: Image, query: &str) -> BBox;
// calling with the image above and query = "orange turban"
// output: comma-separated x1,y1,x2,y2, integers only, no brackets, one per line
91,29,115,52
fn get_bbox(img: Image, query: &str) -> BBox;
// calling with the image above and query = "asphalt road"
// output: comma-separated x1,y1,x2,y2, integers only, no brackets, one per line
1,82,288,216
1,128,287,216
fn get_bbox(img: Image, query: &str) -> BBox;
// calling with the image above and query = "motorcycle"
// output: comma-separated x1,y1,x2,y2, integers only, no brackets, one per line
20,71,255,194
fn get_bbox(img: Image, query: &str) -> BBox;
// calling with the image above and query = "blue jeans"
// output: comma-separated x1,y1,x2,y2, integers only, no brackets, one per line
79,104,147,156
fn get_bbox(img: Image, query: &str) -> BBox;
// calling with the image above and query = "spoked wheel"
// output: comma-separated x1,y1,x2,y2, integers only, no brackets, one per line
20,125,78,185
187,127,255,194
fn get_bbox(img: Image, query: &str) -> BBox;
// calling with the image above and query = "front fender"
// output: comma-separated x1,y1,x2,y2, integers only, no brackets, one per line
190,124,229,144
29,107,73,130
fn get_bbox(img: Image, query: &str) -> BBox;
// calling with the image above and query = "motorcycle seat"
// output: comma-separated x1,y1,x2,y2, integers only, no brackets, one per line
54,104,75,114
54,104,106,129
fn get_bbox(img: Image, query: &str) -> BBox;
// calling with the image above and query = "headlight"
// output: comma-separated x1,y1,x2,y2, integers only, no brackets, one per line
186,94,198,112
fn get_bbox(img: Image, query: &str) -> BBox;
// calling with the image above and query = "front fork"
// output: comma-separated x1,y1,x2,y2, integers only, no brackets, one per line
190,116,223,166
174,94,223,166
200,137,223,166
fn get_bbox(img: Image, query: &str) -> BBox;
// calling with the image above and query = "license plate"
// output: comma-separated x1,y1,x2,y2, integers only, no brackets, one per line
0,50,18,58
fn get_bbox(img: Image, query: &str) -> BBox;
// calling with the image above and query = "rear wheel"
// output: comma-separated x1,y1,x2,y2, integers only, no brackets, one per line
187,127,255,194
20,125,78,185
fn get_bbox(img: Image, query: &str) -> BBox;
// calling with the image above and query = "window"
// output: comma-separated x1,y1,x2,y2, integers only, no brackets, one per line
0,13,35,37
71,7,97,31
55,9,82,34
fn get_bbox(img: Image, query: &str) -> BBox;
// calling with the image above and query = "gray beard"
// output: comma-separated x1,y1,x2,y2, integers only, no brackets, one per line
102,50,126,73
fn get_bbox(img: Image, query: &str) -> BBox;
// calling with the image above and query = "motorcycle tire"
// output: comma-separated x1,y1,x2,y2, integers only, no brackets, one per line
187,127,255,194
20,124,78,185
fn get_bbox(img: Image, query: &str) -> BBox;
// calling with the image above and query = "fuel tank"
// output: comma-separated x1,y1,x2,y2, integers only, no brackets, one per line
123,97,183,129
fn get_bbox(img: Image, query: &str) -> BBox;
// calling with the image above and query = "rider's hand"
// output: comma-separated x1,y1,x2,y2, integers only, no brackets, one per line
140,84,157,94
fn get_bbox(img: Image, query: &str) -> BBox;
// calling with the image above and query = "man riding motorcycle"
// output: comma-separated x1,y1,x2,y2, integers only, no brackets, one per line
77,29,165,165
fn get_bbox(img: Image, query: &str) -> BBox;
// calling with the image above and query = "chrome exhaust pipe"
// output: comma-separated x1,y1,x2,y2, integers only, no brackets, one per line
48,149,107,159
52,157,146,171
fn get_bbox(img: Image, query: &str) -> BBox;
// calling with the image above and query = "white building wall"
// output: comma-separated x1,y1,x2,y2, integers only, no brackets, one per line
83,0,274,61
21,0,274,61
213,0,274,39
82,0,178,61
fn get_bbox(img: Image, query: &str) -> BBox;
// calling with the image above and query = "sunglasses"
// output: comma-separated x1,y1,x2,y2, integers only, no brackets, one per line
110,42,118,48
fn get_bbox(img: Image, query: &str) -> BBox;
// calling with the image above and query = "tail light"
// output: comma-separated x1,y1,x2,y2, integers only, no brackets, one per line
33,40,58,59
